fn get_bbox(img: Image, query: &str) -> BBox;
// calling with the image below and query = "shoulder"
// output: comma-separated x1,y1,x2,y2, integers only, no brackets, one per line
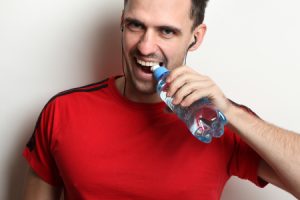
35,78,111,123
223,99,259,144
43,78,110,108
52,78,109,102
228,99,259,117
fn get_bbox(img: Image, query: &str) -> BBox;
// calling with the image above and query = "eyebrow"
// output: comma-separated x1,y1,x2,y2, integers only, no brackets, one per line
159,25,182,35
124,17,182,35
124,18,145,27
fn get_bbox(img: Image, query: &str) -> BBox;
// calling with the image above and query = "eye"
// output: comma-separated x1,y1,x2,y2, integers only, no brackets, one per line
161,28,176,38
126,21,144,32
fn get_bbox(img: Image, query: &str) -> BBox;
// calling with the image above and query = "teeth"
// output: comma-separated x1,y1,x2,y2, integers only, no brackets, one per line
137,59,159,67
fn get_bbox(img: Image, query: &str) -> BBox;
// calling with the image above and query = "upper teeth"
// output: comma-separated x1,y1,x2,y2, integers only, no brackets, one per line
137,59,159,67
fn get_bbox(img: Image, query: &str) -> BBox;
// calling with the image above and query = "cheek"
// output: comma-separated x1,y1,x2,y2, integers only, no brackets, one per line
162,45,187,67
123,32,140,53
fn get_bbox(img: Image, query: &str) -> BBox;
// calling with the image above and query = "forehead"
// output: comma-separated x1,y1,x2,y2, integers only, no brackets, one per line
124,0,192,28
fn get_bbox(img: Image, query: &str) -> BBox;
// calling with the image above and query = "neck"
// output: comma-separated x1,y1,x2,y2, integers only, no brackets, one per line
115,77,162,104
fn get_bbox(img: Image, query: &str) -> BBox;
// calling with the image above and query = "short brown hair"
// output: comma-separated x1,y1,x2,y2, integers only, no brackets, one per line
124,0,209,30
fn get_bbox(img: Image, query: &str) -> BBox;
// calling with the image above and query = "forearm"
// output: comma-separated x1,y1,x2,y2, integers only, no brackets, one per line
225,103,300,198
165,66,300,196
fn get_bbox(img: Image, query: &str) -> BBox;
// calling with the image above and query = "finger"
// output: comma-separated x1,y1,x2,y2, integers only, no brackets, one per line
167,73,201,97
166,66,203,83
166,66,188,83
172,80,212,105
180,86,215,107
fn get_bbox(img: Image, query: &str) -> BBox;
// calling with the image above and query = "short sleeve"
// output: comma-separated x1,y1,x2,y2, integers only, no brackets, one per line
228,134,268,187
227,101,268,187
23,99,62,187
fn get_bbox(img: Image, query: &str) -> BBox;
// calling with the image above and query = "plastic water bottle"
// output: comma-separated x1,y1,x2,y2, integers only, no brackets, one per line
151,65,227,143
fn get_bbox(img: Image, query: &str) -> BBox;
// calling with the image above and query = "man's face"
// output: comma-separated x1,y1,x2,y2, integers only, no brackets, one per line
122,0,196,96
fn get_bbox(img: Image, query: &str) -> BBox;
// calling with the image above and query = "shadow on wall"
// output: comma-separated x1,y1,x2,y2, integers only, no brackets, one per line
89,15,123,81
6,13,122,200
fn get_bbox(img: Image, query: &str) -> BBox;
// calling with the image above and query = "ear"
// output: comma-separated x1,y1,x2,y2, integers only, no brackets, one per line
188,24,207,52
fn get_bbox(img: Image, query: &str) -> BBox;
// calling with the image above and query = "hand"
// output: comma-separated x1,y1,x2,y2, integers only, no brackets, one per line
166,65,232,114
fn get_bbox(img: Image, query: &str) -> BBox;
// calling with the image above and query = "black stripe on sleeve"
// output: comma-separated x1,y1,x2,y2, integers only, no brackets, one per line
26,78,109,151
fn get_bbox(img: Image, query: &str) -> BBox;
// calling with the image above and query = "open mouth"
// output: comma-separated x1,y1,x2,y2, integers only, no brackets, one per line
136,58,160,74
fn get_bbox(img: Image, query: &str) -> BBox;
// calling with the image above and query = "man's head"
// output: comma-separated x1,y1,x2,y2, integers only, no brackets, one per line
120,0,208,102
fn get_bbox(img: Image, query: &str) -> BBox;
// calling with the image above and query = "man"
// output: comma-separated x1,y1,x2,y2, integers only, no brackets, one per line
23,0,300,199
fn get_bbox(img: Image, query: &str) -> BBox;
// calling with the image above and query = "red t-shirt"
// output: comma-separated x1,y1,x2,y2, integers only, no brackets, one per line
23,77,267,200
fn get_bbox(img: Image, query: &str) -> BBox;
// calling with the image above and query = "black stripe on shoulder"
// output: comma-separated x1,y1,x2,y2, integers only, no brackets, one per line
50,84,108,101
57,78,109,94
228,99,259,117
76,78,109,89
26,78,109,151
49,78,109,102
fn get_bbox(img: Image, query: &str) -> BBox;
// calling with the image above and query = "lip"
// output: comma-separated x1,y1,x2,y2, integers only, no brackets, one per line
131,58,155,79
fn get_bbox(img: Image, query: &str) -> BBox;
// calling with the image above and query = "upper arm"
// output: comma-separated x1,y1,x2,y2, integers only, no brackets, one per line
23,167,62,200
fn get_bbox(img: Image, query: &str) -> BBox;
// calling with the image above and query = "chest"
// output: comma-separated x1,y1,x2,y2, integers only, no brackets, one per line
53,104,230,199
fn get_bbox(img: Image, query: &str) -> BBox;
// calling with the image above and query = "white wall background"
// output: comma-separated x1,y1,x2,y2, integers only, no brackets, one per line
0,0,299,199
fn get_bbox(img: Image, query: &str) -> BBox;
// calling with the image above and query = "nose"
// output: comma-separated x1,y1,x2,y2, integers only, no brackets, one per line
137,30,159,56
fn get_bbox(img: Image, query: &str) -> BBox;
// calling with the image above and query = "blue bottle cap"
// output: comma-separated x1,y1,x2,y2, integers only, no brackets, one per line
151,65,169,80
